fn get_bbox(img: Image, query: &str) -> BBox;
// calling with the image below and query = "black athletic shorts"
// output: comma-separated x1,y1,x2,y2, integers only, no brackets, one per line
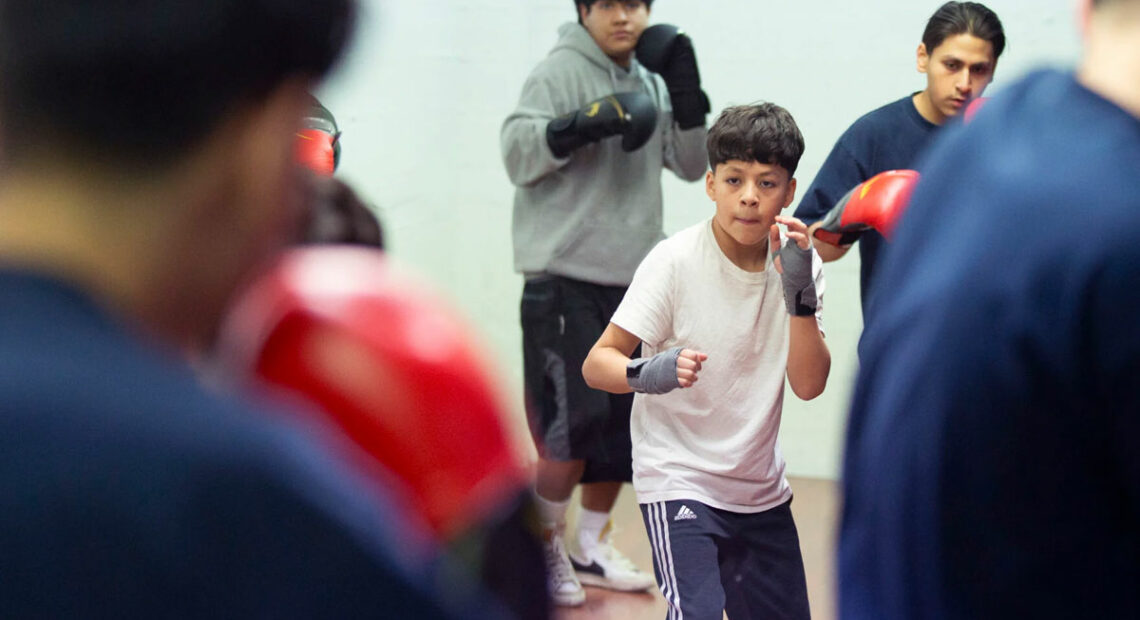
519,275,635,483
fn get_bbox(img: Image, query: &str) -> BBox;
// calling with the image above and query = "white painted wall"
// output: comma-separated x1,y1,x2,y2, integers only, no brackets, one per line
318,0,1082,480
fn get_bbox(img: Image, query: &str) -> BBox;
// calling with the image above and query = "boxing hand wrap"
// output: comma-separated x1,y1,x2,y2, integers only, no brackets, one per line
626,346,683,394
636,24,709,130
779,242,817,317
546,91,658,157
814,169,919,245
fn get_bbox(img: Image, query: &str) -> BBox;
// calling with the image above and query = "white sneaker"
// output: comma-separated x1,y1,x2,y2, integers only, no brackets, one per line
570,524,656,592
543,527,586,606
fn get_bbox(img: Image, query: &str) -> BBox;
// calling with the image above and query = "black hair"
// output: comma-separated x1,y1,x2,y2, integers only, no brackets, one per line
301,176,383,248
574,0,653,23
0,0,356,169
922,2,1006,60
706,103,804,177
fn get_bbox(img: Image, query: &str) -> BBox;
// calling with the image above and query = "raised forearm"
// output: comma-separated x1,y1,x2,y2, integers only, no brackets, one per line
786,316,830,400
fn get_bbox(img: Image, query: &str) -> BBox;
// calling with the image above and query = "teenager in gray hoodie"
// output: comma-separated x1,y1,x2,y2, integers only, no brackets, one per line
501,0,708,608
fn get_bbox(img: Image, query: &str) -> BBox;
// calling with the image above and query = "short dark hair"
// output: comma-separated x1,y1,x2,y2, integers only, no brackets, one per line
0,0,356,169
706,103,805,177
922,2,1006,60
574,0,653,23
301,176,384,248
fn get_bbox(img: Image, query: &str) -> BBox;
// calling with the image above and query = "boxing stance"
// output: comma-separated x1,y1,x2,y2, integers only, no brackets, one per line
501,0,708,607
811,97,989,247
582,103,827,620
794,1,1005,319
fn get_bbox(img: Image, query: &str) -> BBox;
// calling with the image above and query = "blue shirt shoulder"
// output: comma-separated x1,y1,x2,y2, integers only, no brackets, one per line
794,94,938,310
0,270,496,618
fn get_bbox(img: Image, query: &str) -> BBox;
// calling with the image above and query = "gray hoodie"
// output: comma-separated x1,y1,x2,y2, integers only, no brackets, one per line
501,22,707,287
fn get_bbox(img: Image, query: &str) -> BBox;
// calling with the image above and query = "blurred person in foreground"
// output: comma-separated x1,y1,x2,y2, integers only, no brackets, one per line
0,0,498,616
841,0,1140,617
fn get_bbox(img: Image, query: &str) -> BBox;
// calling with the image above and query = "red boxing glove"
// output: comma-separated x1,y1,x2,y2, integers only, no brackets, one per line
215,247,527,540
813,169,920,245
294,128,336,177
964,96,989,124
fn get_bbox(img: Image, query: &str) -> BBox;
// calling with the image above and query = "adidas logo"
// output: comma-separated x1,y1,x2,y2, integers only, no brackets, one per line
674,505,698,521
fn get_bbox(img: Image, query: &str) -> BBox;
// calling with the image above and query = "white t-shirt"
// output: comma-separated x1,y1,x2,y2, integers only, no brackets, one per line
611,218,825,513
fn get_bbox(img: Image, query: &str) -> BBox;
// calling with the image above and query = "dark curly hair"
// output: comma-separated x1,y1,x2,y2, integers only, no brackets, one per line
706,103,805,177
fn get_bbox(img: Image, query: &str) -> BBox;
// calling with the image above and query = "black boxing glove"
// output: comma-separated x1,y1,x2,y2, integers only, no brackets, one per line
636,24,710,130
545,91,658,158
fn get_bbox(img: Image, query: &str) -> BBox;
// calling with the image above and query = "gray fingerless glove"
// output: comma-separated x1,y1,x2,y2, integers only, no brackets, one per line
626,346,683,394
778,242,817,316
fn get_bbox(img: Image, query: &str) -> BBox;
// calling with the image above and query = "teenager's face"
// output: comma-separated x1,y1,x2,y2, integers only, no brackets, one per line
917,33,996,124
706,160,796,251
579,1,650,66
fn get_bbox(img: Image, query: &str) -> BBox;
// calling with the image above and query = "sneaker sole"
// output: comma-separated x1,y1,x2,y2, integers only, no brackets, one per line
551,590,587,606
575,571,655,592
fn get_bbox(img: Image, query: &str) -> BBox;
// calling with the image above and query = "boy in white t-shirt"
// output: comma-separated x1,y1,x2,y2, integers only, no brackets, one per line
582,103,830,619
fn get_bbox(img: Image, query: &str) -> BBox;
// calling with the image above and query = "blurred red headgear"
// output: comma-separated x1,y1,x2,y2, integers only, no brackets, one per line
216,247,527,539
